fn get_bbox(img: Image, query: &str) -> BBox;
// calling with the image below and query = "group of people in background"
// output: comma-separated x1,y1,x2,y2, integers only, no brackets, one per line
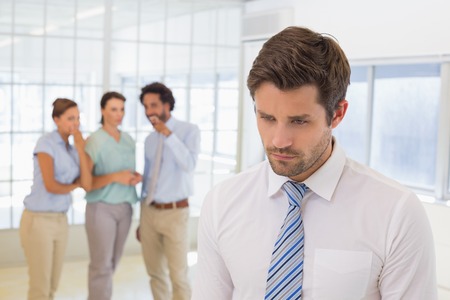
19,82,199,300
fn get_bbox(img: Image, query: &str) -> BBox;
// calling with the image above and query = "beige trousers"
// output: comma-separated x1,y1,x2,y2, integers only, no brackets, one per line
140,202,191,300
19,210,68,300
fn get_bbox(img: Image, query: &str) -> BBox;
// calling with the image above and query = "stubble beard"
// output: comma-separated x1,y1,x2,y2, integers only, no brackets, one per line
266,128,332,178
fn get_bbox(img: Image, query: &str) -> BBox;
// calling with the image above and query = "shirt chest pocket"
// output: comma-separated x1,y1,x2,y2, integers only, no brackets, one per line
312,249,372,300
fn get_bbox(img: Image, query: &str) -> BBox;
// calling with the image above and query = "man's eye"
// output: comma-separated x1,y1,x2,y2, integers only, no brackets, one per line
293,119,307,125
261,115,274,121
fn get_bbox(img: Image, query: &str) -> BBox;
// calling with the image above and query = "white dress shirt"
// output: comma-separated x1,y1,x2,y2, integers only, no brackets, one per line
141,116,201,203
192,141,437,300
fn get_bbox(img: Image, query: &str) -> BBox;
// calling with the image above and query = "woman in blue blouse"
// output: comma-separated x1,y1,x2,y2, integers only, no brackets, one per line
20,98,92,300
84,91,142,300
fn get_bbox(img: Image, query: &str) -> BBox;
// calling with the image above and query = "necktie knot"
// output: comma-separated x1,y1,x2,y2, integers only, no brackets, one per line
282,181,307,208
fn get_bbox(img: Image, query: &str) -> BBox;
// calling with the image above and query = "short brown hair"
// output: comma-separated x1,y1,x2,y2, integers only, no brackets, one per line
52,98,77,119
247,26,351,124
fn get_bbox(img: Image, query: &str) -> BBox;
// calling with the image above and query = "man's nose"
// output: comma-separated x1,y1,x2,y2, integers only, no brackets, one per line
272,125,293,149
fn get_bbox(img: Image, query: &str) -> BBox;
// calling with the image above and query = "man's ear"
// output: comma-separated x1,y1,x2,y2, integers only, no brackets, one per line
331,99,348,129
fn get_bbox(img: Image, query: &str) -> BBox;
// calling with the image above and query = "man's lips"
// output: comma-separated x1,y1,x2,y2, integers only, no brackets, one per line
270,153,296,161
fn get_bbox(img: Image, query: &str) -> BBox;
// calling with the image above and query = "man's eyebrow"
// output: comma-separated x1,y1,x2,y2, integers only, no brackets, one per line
256,110,271,116
287,114,311,120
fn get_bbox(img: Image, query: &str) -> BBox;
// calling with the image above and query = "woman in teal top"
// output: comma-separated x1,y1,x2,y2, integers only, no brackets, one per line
20,98,92,300
84,91,142,300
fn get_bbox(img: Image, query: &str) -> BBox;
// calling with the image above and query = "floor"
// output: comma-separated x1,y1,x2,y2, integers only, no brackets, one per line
0,252,198,300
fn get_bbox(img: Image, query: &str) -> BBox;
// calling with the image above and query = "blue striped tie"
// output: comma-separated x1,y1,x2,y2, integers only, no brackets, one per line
265,181,307,300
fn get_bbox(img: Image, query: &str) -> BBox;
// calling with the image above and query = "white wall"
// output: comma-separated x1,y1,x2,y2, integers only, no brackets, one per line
246,0,450,59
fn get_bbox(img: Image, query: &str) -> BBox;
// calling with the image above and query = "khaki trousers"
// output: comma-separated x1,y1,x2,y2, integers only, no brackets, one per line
140,202,191,300
19,210,68,300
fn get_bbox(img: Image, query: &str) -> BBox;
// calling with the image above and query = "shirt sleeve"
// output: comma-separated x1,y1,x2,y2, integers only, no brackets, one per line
84,135,98,163
379,192,437,299
192,188,234,300
164,124,200,172
34,135,54,157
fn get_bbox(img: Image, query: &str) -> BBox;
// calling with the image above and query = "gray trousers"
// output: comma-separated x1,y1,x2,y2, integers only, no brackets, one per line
85,202,132,300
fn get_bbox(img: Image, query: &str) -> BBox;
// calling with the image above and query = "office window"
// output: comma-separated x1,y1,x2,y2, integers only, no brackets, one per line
338,63,442,193
371,64,440,189
334,66,369,163
0,0,242,228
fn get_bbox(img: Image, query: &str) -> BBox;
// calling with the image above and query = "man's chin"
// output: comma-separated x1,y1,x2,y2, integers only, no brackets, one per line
268,160,291,176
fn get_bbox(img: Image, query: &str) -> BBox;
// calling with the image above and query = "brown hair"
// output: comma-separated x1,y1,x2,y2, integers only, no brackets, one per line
100,91,126,124
247,26,351,125
52,98,77,119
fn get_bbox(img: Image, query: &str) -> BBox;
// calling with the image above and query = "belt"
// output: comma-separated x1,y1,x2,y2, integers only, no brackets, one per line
151,198,189,209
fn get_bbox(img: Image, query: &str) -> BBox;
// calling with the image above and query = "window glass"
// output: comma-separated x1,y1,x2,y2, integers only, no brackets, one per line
216,7,241,46
76,0,104,39
110,41,137,86
119,85,139,132
13,37,43,83
0,85,12,132
0,1,243,229
0,134,11,180
371,64,440,188
200,130,213,154
213,155,236,186
0,0,12,33
14,0,44,35
171,87,188,121
190,89,214,130
192,10,216,45
45,38,74,85
334,66,368,163
0,35,12,84
136,100,152,132
218,69,238,89
166,13,191,44
111,0,138,41
75,85,103,132
216,130,237,157
165,74,188,88
70,189,86,224
166,45,190,74
76,39,103,86
0,193,11,229
140,1,165,42
217,89,238,130
139,43,164,83
12,85,43,132
12,181,31,228
136,131,148,174
46,0,75,37
192,46,215,71
12,134,40,181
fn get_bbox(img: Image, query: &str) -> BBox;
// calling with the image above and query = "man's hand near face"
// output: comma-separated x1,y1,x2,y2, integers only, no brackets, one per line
149,116,172,137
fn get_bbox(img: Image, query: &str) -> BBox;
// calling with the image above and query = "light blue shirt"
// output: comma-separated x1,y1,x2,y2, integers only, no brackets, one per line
85,128,139,205
141,117,201,203
24,131,80,212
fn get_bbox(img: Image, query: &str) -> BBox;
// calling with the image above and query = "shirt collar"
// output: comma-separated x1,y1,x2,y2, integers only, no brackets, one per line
267,137,346,202
165,116,176,130
52,130,67,145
